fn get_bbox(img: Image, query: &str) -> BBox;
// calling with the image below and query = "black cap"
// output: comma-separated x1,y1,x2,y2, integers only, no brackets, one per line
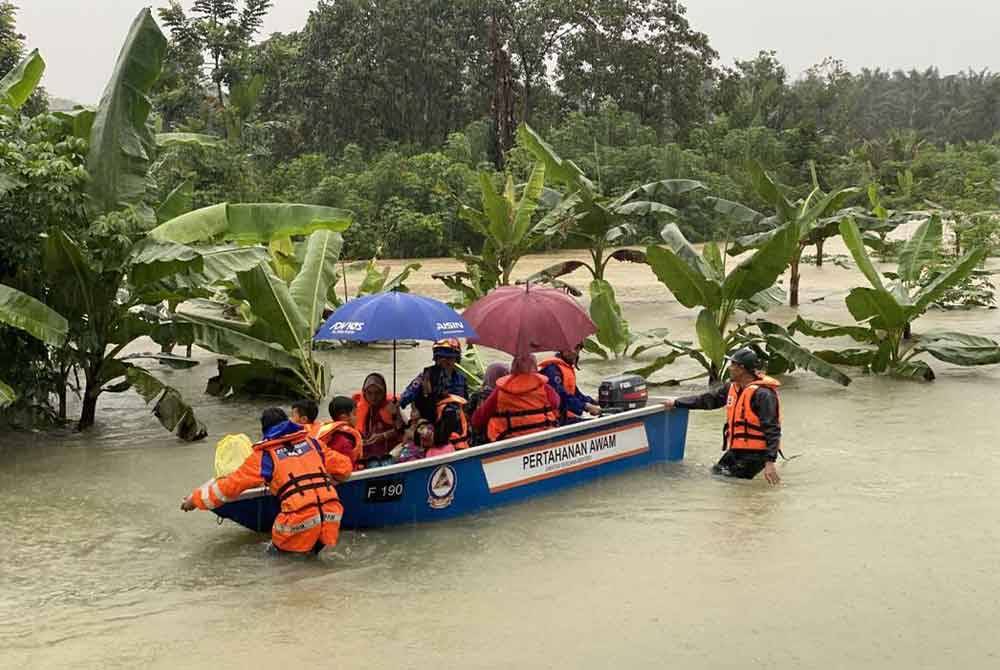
726,347,760,371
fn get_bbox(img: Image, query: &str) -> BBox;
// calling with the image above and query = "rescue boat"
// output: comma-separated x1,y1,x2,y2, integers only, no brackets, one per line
211,402,688,531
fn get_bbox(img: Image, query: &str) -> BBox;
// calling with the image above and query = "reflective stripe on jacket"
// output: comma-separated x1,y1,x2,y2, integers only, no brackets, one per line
487,373,558,441
725,375,782,451
190,427,350,553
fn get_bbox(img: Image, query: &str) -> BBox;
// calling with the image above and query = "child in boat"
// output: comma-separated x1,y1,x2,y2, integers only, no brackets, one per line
396,418,435,462
314,396,363,466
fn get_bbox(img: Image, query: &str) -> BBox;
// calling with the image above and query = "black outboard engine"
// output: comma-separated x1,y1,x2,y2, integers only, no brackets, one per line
598,374,648,413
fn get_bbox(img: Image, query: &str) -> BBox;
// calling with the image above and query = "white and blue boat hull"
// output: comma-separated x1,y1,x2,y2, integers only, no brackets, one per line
213,404,688,531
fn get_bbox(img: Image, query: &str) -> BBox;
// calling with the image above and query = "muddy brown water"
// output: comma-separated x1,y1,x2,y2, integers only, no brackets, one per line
3,244,999,669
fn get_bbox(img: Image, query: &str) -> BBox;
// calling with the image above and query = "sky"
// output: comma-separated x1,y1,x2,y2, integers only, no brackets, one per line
17,0,1000,104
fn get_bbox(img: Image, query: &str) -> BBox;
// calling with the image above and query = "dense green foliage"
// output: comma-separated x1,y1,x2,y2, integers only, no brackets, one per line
3,1,1000,433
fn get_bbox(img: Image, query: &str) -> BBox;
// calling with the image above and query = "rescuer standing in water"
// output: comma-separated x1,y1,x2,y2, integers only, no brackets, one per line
664,348,782,485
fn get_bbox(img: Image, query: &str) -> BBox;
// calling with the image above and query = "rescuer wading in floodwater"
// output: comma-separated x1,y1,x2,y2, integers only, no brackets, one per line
664,348,782,485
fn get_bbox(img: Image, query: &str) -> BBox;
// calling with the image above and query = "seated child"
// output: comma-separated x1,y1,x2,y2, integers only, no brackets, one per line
315,396,363,465
395,419,435,463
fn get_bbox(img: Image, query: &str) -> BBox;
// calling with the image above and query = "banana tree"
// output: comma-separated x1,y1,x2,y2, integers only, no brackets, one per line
433,163,547,307
0,284,68,407
730,162,863,307
174,229,346,400
644,220,851,386
518,123,706,356
332,254,421,308
789,217,1000,381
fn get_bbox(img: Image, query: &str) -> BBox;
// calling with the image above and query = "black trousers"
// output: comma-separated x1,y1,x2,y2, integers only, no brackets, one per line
712,450,769,480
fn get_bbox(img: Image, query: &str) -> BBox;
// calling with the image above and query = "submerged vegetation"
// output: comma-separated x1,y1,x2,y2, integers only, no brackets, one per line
2,1,1000,433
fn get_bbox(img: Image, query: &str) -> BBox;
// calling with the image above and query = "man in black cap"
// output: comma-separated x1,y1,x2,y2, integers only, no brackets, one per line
665,347,782,485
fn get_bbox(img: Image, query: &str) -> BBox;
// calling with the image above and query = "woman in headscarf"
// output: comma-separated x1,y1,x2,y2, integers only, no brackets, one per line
466,362,509,445
352,373,405,464
471,353,560,443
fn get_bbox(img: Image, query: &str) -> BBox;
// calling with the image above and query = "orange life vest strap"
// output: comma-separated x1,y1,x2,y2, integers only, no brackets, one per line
274,471,335,503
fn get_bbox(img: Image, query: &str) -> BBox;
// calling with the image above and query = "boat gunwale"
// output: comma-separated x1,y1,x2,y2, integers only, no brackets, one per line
229,398,673,502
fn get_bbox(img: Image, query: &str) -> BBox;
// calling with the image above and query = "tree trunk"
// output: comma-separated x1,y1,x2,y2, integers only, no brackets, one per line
77,365,100,431
488,12,515,170
78,389,99,431
789,253,802,307
815,238,825,267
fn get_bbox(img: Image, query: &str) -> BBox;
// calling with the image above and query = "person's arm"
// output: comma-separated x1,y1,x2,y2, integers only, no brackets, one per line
182,450,266,511
398,374,423,409
542,365,588,416
671,384,729,411
749,388,781,462
323,448,354,482
471,387,500,430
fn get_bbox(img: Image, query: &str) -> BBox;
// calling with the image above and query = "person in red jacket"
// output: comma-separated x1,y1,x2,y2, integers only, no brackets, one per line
181,408,353,554
473,353,560,442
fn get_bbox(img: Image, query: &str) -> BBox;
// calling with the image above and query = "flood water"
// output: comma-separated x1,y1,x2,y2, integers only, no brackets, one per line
3,245,999,669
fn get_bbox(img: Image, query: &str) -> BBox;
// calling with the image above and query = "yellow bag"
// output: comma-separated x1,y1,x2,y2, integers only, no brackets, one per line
214,433,254,478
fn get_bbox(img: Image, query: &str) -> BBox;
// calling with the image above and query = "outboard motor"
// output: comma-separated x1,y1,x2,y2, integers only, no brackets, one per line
598,374,648,413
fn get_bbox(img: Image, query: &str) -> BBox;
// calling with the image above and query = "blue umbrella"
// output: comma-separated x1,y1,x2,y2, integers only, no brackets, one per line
314,292,476,392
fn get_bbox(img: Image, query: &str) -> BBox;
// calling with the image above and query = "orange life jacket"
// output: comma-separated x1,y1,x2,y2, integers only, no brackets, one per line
315,420,363,463
352,392,398,433
539,357,577,395
436,394,470,450
725,375,781,451
487,373,558,442
256,431,343,552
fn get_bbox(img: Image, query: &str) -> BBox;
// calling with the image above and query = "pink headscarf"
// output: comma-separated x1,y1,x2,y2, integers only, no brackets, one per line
511,352,538,375
483,363,510,389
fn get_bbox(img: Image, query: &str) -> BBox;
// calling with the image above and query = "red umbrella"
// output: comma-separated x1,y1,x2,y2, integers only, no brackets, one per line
463,285,596,355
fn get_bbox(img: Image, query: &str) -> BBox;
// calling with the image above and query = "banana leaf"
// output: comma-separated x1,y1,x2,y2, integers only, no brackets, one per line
747,161,797,222
0,49,44,109
701,241,725,278
128,239,202,288
625,351,684,379
527,260,591,283
896,215,942,284
646,239,722,310
383,262,421,293
891,360,935,381
736,285,786,314
657,223,713,276
913,332,1000,366
480,173,511,243
615,179,705,204
198,246,272,284
709,197,765,228
512,163,546,244
155,133,223,149
722,220,801,302
238,263,311,353
581,337,610,360
0,284,68,347
86,9,166,215
206,361,305,398
114,365,206,440
695,308,725,372
156,180,193,223
53,107,96,140
845,287,908,330
763,335,852,386
517,124,594,194
589,279,630,356
289,230,344,332
150,203,353,245
909,247,987,317
0,380,15,408
813,348,878,366
178,311,301,370
788,316,879,344
839,218,887,291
